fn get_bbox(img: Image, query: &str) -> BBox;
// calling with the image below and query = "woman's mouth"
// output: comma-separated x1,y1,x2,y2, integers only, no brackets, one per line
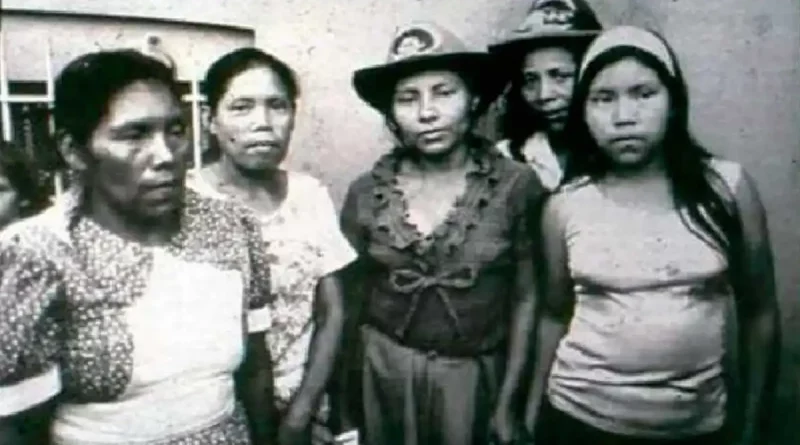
542,109,568,122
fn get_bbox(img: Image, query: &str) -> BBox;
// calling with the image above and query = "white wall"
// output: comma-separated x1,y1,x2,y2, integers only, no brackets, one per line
3,1,799,441
1,9,253,81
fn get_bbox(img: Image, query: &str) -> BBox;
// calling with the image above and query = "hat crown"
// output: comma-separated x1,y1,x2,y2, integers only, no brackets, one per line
386,22,472,63
494,0,600,44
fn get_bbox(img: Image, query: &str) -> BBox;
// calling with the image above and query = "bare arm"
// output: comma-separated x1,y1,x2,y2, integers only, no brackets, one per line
493,175,546,425
494,257,538,413
523,193,575,437
236,332,277,445
283,274,345,429
329,182,368,434
730,170,780,444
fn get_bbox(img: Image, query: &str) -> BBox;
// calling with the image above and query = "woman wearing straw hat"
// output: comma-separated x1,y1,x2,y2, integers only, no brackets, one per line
490,0,602,190
338,21,546,445
526,26,778,444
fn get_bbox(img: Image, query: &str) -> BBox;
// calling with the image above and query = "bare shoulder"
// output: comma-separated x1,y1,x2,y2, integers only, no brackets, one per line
542,177,593,228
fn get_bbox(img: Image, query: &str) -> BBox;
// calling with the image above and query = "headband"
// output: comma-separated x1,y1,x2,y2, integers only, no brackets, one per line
579,26,676,79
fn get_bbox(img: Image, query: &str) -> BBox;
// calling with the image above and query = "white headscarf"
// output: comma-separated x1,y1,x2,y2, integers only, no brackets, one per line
579,26,676,79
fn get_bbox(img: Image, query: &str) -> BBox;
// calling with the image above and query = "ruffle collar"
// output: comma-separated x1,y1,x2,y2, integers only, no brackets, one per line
367,139,503,256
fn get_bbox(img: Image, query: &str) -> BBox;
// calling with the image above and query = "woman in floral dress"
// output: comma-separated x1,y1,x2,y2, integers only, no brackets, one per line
0,50,276,444
188,48,357,445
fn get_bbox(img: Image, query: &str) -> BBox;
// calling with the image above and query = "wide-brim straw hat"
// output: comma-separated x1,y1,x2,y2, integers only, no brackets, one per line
353,22,503,112
489,0,602,60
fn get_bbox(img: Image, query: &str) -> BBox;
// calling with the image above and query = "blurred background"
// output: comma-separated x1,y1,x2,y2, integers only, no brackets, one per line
1,1,798,442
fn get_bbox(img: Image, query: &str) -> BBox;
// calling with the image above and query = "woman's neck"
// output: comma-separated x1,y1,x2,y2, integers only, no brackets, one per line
213,156,285,197
87,189,181,246
405,141,472,176
606,155,668,184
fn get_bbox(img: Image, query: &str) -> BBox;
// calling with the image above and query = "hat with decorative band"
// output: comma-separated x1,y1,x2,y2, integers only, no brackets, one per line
490,0,602,57
353,22,501,112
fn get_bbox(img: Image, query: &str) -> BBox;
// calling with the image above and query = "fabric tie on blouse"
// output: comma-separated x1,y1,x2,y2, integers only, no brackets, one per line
388,266,477,340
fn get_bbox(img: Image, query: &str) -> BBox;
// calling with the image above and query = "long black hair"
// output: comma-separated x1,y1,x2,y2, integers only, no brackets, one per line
563,30,742,257
498,0,602,161
499,39,591,162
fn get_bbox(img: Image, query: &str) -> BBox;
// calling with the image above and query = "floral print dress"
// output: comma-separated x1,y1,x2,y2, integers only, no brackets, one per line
0,188,272,444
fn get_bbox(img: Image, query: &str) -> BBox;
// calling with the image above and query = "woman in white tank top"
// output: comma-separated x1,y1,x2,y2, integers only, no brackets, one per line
525,26,779,445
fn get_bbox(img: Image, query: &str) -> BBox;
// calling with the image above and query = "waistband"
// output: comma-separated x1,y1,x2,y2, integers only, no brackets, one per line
365,318,505,358
0,365,61,416
52,375,237,444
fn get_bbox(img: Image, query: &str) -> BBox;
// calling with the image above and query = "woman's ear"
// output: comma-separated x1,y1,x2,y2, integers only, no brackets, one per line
56,131,88,173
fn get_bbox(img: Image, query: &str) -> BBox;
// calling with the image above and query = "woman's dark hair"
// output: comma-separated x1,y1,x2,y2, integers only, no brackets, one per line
0,141,50,217
203,47,299,113
499,40,590,161
201,47,299,162
54,49,180,148
498,0,602,161
563,30,742,257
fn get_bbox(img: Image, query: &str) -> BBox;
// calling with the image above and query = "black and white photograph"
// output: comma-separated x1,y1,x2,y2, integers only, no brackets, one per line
0,1,798,444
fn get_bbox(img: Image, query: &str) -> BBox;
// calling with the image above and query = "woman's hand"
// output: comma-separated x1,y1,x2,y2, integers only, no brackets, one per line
278,403,312,445
488,405,517,445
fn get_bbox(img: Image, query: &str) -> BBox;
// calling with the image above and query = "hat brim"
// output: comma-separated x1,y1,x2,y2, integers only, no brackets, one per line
353,53,503,112
489,30,600,56
488,31,599,90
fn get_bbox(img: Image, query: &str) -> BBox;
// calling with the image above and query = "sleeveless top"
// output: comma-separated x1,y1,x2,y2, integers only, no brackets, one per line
546,159,742,438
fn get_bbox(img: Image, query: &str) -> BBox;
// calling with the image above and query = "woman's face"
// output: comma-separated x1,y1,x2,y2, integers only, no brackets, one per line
0,168,20,228
211,65,295,172
584,57,671,171
520,46,578,132
84,79,188,222
391,70,476,158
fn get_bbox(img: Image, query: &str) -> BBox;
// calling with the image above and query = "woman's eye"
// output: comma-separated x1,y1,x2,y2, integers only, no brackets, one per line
522,75,539,88
118,127,147,140
434,88,455,97
268,99,291,111
168,122,187,136
229,101,252,112
589,94,613,104
639,89,656,99
394,94,416,104
555,71,573,82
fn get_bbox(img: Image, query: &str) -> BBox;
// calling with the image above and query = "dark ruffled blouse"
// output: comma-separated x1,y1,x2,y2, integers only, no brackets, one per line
340,142,545,356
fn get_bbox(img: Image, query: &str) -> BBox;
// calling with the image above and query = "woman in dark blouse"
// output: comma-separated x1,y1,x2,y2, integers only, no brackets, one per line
336,21,545,445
